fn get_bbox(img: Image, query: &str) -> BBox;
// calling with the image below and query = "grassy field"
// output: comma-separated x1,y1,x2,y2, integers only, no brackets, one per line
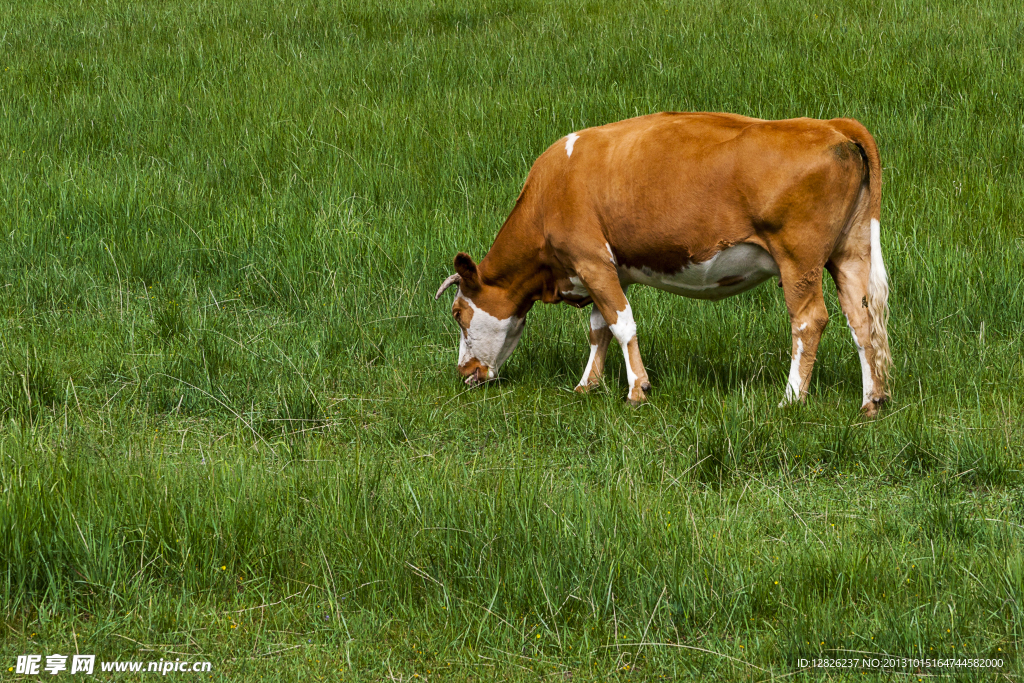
2,0,1023,679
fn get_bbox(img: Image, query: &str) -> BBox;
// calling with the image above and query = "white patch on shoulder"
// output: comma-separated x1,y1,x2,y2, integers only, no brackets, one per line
616,243,780,301
781,338,804,405
565,133,579,158
605,243,617,265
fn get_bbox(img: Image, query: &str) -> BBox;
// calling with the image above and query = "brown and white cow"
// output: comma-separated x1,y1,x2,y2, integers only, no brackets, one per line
435,112,891,415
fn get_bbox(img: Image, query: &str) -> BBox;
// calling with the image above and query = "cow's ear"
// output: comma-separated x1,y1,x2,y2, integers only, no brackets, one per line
454,253,479,288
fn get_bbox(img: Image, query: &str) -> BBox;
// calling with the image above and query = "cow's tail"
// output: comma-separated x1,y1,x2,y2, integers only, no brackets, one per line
832,119,891,397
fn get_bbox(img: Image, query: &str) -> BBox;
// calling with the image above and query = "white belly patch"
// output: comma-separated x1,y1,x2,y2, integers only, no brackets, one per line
617,243,780,301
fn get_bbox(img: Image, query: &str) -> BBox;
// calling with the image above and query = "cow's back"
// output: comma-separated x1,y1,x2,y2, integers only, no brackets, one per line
529,113,860,274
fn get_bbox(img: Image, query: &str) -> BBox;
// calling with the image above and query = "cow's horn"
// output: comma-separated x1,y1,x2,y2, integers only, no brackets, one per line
435,273,462,300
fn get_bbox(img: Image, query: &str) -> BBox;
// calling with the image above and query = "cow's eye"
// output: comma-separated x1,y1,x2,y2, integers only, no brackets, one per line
453,310,461,322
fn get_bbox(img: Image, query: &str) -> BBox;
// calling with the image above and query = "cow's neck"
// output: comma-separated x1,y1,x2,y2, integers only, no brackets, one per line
477,215,551,313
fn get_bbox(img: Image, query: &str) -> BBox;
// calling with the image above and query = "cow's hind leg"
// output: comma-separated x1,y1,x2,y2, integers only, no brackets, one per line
576,305,613,392
777,263,829,406
827,255,889,416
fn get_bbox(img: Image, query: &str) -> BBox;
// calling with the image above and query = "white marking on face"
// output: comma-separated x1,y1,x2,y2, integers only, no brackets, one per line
616,243,780,301
782,337,804,403
844,314,874,407
458,330,468,368
797,322,809,332
605,243,617,265
456,292,524,376
565,133,579,158
578,344,599,388
608,303,639,391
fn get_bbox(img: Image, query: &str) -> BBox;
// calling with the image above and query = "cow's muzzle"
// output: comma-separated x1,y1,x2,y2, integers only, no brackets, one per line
458,360,489,386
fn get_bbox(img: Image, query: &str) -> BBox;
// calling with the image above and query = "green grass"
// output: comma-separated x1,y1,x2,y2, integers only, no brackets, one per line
2,0,1023,679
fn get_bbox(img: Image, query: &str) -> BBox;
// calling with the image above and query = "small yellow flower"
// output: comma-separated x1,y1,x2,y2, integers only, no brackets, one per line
221,566,226,570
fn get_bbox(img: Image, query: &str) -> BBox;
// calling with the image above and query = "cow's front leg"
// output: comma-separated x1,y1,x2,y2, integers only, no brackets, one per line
576,267,650,404
612,306,651,405
575,306,613,392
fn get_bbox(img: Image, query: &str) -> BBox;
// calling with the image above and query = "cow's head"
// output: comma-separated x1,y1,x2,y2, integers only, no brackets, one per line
435,253,526,385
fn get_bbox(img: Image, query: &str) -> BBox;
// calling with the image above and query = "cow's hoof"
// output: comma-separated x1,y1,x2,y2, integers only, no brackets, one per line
625,380,651,406
860,396,888,419
626,387,650,406
575,380,598,394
